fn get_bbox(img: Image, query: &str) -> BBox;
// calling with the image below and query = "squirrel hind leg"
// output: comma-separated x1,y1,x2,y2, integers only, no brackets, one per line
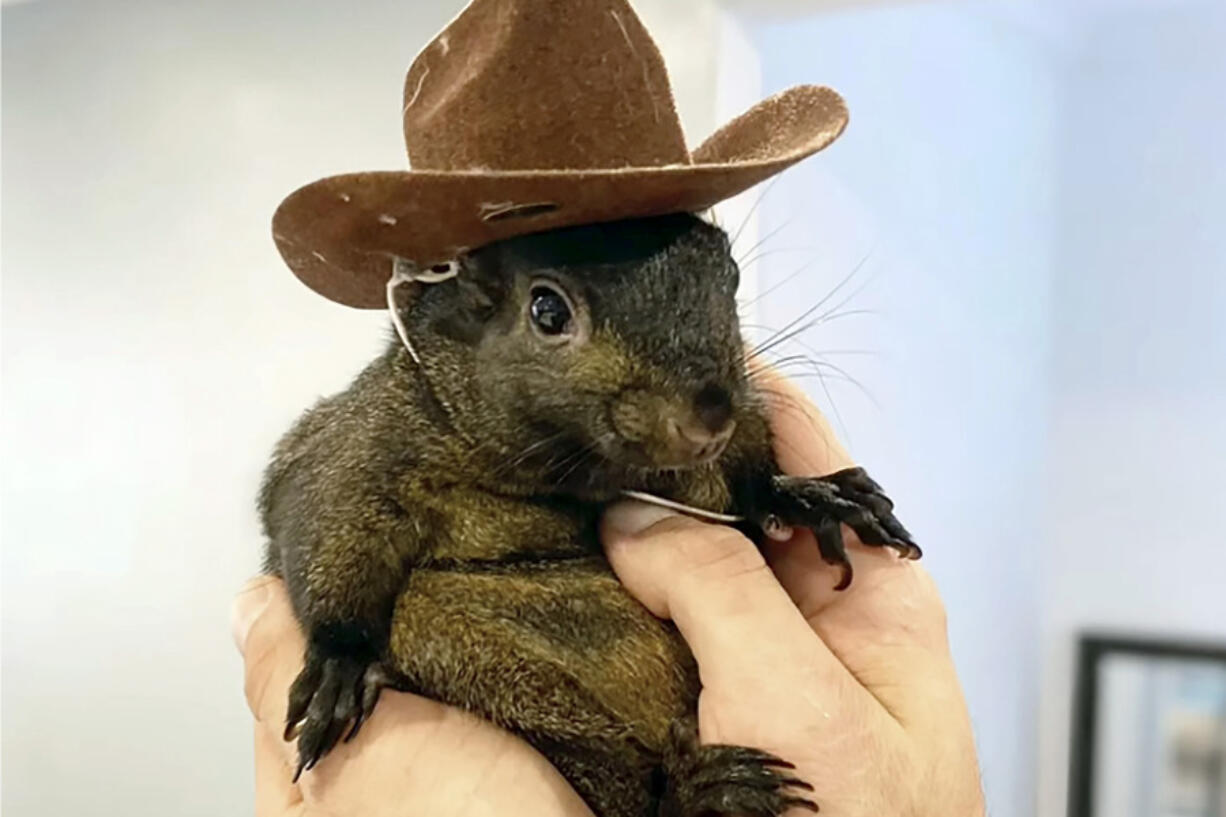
286,653,402,781
660,717,818,817
531,737,658,817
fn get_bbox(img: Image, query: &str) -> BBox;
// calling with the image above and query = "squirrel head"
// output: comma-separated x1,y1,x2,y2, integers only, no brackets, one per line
401,213,753,495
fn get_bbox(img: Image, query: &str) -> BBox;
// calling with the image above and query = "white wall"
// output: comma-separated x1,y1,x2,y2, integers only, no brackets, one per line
0,1,758,814
748,7,1057,817
1037,4,1226,815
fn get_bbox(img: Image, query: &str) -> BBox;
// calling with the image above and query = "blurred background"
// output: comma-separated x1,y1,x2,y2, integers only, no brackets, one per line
3,0,1224,815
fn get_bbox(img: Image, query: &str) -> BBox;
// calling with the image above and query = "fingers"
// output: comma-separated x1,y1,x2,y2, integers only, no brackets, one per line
760,496,956,730
254,722,303,817
298,698,595,817
756,371,932,627
755,367,903,612
233,576,306,734
751,371,960,727
754,365,854,477
234,576,312,811
601,503,869,712
232,576,596,816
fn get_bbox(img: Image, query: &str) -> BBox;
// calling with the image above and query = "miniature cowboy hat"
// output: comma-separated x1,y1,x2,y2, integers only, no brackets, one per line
272,0,849,309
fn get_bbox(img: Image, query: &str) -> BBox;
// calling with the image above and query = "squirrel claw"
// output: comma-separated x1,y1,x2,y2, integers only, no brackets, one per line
291,759,306,785
663,717,819,816
344,663,395,743
285,651,396,779
769,467,918,590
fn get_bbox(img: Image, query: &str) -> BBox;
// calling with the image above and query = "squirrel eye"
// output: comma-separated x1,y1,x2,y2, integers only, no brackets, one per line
529,286,573,336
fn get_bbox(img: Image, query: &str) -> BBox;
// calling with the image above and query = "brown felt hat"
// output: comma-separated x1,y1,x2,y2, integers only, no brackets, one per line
272,0,849,309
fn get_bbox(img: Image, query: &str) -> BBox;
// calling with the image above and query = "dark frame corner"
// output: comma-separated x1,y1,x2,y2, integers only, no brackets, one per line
1066,632,1226,817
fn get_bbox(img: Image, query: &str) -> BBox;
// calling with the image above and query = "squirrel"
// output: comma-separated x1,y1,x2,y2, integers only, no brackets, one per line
259,212,919,817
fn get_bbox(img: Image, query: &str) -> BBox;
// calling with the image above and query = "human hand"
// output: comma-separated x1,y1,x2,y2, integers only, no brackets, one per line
233,373,983,817
600,374,986,816
232,576,594,817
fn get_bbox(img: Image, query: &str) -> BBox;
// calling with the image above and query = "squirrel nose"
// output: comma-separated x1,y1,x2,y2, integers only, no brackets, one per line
665,383,736,463
666,416,736,463
692,383,734,435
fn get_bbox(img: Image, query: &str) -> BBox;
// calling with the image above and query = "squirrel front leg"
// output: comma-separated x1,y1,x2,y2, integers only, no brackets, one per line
725,413,920,591
263,474,422,779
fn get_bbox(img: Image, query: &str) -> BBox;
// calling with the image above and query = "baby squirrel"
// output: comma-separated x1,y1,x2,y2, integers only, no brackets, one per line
259,212,919,817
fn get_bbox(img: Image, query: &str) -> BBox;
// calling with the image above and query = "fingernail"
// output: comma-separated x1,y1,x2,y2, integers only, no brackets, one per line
604,501,681,537
230,576,274,653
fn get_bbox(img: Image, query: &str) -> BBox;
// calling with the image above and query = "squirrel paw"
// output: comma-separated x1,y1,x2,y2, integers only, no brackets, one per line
768,467,920,591
284,651,396,781
662,719,818,817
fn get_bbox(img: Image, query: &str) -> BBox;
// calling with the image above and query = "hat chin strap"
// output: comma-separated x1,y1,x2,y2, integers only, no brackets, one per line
387,257,459,366
619,490,747,524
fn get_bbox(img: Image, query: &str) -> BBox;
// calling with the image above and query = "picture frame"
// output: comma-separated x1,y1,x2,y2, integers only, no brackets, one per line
1068,634,1226,817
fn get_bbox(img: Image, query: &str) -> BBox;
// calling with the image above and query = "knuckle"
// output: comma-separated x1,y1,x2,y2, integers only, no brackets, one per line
242,638,286,722
915,567,946,614
239,612,304,725
905,564,950,642
676,526,766,581
640,514,707,539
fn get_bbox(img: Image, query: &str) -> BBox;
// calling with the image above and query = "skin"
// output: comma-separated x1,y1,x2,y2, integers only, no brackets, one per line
234,373,985,816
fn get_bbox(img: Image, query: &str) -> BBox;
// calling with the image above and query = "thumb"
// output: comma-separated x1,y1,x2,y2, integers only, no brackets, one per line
232,576,305,735
231,575,277,654
600,502,858,701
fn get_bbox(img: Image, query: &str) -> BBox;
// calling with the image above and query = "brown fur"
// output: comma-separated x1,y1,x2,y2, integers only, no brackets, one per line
259,213,917,816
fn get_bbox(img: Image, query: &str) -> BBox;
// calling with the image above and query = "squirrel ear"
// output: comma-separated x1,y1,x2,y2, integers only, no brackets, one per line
428,254,507,345
453,253,508,315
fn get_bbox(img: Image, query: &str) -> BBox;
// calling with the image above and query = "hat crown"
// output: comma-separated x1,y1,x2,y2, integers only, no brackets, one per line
402,0,691,172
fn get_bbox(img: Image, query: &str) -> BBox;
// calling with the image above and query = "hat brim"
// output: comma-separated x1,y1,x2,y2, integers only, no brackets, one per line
272,86,847,309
